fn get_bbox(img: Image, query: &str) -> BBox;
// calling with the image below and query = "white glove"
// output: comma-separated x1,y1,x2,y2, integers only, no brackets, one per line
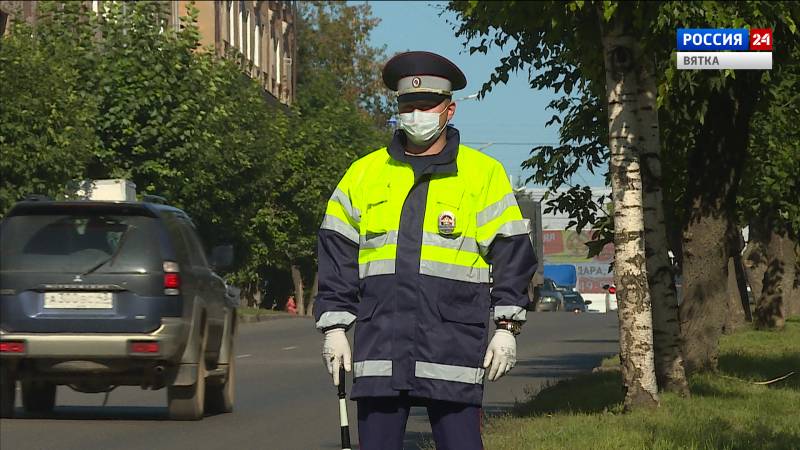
322,328,352,386
482,329,517,382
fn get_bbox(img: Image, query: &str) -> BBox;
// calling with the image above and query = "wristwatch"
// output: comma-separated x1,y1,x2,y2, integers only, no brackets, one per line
495,320,522,336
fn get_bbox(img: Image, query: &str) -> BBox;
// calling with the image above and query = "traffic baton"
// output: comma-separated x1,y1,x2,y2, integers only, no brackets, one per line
338,365,352,450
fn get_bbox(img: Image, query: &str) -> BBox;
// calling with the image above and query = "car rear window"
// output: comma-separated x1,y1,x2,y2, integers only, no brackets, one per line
0,211,164,274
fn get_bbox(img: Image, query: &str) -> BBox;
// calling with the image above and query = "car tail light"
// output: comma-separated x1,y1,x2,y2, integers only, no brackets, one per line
163,261,180,295
164,273,180,289
0,341,26,354
129,341,160,354
608,286,617,294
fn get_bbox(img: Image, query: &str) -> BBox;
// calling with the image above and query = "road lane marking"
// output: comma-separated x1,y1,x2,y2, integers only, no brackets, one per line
282,346,298,351
236,354,252,359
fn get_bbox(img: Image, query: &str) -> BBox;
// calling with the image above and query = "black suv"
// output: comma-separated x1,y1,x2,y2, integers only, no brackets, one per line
0,199,237,420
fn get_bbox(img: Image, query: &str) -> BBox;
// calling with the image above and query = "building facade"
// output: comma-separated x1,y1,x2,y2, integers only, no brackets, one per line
182,1,296,105
0,1,295,105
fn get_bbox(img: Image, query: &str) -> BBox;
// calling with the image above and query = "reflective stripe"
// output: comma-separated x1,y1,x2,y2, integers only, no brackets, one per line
315,311,357,330
354,360,392,378
493,305,527,321
359,259,396,278
330,188,361,223
478,219,530,250
415,361,485,384
419,260,490,283
422,232,480,254
360,230,398,249
321,214,359,244
477,192,518,227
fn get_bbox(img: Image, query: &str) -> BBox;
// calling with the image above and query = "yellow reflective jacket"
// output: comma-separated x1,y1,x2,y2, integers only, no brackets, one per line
314,129,537,404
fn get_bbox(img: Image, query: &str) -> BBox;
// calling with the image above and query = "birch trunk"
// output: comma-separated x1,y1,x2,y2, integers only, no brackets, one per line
789,247,800,318
307,271,319,317
637,55,689,396
754,228,789,330
783,241,798,318
291,264,305,316
601,20,659,410
724,256,746,333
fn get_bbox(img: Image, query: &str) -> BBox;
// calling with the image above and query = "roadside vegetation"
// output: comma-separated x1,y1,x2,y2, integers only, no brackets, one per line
480,317,800,449
0,1,390,313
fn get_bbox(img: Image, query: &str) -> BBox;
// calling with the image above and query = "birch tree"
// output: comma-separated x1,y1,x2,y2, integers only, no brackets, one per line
599,12,659,409
636,57,689,395
449,0,686,398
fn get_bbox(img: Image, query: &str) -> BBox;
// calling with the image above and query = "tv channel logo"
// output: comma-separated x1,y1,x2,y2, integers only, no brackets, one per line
677,29,749,51
676,28,773,70
677,28,773,51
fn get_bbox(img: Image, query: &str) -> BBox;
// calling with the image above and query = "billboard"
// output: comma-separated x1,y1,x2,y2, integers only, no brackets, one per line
542,229,613,294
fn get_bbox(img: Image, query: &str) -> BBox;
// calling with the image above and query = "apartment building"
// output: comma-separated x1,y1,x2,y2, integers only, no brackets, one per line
0,1,295,105
0,1,36,35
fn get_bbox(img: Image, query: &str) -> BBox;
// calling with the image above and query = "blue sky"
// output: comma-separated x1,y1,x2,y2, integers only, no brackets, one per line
360,0,607,188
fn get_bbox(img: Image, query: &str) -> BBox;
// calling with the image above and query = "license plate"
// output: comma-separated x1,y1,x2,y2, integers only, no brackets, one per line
44,292,113,309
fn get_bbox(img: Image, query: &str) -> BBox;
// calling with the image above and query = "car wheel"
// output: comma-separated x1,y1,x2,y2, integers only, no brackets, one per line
0,366,16,418
168,322,208,421
205,316,236,414
21,380,56,414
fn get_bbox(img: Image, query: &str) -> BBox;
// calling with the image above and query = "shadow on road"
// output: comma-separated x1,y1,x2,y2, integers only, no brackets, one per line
6,406,230,421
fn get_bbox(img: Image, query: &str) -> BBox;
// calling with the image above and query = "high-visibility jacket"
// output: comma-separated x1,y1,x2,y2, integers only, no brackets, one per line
314,128,537,405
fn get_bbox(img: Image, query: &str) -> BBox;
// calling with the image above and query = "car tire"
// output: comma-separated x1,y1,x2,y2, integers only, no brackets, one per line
0,366,16,418
168,322,208,421
205,316,235,414
21,380,56,414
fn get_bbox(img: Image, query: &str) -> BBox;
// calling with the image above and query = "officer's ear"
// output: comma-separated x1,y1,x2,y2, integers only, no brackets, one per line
446,99,456,121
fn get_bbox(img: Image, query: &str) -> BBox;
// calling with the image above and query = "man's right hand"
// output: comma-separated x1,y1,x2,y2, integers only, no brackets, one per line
322,328,352,386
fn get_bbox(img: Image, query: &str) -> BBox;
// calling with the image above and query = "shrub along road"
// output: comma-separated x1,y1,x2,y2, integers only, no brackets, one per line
0,312,619,450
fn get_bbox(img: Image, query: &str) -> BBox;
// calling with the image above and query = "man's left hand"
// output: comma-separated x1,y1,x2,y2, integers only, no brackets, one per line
482,329,516,381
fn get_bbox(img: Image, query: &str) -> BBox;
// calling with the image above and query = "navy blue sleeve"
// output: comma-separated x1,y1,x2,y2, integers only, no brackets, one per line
486,234,538,322
313,229,360,331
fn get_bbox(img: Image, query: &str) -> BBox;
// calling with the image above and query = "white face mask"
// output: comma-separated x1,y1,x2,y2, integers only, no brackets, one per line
398,104,450,146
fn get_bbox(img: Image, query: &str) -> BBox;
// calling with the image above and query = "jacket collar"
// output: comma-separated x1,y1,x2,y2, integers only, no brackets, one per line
387,127,460,176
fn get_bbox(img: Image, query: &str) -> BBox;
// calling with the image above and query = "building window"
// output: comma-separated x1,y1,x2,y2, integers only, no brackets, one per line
254,24,261,68
0,11,8,37
170,1,180,31
275,35,281,83
227,1,234,45
238,2,244,52
245,8,251,61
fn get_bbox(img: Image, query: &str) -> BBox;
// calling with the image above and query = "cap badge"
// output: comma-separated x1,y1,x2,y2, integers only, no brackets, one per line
438,211,456,235
411,76,421,88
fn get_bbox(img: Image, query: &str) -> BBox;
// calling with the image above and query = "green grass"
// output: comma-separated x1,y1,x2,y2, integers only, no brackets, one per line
481,317,800,450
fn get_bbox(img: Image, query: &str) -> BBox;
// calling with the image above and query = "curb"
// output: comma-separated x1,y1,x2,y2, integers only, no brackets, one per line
237,312,313,324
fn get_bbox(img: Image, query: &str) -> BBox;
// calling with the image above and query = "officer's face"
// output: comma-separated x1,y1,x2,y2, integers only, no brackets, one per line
398,98,456,128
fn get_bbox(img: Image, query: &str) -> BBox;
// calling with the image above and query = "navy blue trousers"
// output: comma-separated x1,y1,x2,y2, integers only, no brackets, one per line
356,394,483,450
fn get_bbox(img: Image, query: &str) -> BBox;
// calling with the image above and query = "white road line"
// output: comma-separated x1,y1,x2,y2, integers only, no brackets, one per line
236,354,252,359
282,346,298,351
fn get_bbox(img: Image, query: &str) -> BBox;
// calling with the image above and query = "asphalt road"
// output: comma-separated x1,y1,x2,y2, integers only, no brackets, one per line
1,312,619,450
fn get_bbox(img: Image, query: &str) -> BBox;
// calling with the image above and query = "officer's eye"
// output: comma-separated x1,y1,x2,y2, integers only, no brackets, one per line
398,101,440,114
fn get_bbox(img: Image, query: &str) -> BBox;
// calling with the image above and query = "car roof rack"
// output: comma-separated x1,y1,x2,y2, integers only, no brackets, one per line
143,194,169,205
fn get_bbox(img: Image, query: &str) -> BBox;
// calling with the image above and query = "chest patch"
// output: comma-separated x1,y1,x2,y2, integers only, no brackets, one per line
438,211,456,235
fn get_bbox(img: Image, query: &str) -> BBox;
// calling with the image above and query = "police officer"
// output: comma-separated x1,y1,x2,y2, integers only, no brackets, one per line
314,51,537,450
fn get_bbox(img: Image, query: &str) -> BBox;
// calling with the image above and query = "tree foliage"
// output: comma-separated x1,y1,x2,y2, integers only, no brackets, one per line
0,1,390,311
448,1,800,256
